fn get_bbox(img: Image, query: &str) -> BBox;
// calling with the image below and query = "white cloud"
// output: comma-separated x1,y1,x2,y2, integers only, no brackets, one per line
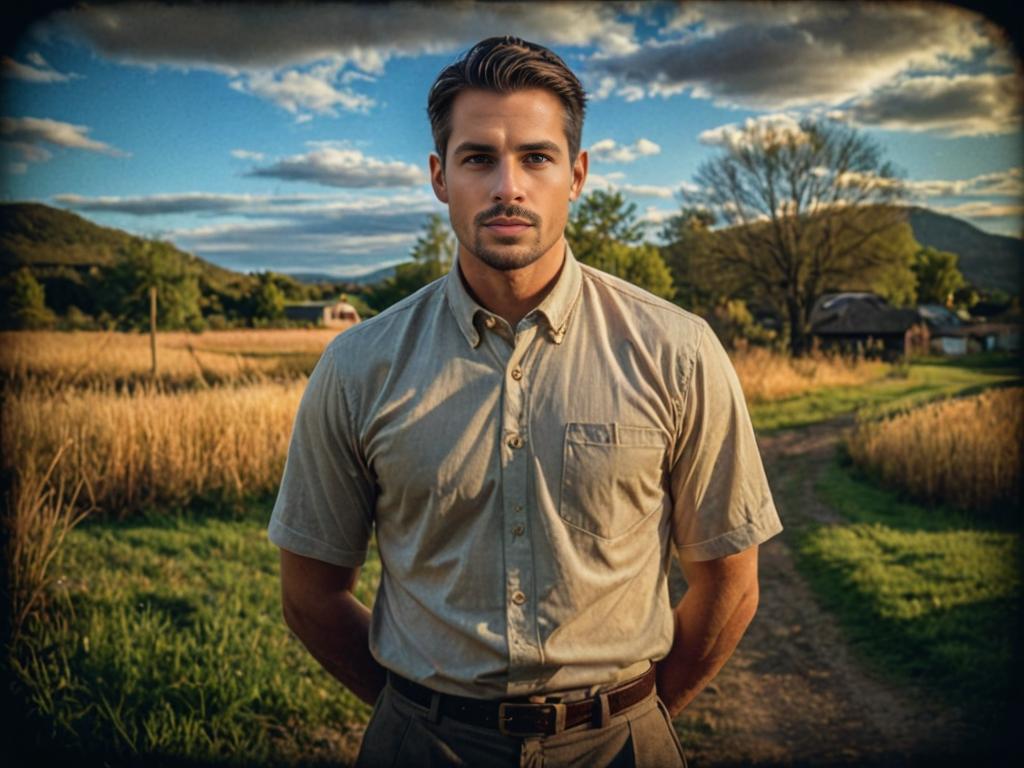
638,206,676,225
229,65,375,118
247,147,427,188
588,137,661,163
1,52,79,83
0,116,128,168
230,149,265,161
846,73,1022,137
929,201,1024,219
698,114,808,151
898,168,1024,199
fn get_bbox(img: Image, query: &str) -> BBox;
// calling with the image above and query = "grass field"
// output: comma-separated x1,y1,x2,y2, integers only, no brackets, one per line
749,353,1022,432
4,330,1021,765
9,503,381,766
794,461,1020,736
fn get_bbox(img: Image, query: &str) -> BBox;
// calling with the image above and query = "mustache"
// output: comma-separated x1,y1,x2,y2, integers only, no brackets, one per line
474,204,541,226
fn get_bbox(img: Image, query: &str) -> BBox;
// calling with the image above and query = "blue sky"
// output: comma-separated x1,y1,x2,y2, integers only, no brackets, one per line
1,1,1021,278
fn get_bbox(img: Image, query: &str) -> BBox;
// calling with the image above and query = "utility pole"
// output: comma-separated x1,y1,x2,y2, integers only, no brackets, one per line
149,285,158,377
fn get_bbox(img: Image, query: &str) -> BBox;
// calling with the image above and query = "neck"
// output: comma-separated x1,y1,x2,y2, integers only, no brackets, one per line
457,239,566,326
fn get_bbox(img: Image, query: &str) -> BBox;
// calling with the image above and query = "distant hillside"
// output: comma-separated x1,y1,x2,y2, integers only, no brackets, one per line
0,202,254,294
288,265,397,285
906,207,1021,293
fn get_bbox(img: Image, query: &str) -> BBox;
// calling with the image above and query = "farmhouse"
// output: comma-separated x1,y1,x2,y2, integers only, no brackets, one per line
283,298,360,328
810,293,1021,357
810,293,923,359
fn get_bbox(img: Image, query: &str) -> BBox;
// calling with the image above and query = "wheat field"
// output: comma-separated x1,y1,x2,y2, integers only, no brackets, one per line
731,346,888,402
846,387,1023,516
0,328,347,390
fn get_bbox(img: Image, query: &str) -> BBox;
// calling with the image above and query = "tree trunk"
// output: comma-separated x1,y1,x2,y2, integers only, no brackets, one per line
787,298,809,357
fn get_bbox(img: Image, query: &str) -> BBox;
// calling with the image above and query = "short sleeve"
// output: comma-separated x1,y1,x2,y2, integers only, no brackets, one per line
668,324,782,561
268,345,376,567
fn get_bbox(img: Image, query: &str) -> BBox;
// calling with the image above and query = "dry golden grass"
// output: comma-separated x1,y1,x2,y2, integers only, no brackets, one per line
2,380,305,517
846,387,1024,515
0,328,347,389
731,346,888,402
4,440,90,642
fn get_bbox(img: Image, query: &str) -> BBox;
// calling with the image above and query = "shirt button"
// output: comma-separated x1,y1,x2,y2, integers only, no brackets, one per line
507,434,524,449
511,590,527,605
510,367,523,381
484,315,496,328
512,524,525,536
514,504,523,513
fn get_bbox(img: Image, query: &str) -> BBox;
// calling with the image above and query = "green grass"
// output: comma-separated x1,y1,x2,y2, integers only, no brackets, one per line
750,356,1022,432
794,461,1021,735
8,502,381,766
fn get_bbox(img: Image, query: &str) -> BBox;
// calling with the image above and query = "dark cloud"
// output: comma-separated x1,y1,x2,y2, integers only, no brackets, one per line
49,2,637,73
846,73,1021,137
590,3,995,110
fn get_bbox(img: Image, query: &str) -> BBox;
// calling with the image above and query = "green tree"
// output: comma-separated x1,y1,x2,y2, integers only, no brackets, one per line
103,239,202,330
2,267,56,329
248,273,286,322
368,214,456,310
685,117,911,354
659,207,718,310
566,189,644,270
567,189,673,298
912,246,967,306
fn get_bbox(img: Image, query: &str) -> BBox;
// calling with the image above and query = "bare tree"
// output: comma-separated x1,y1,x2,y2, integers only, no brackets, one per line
686,117,911,354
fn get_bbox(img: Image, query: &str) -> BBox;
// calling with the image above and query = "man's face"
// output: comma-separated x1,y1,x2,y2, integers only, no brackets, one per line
430,88,587,273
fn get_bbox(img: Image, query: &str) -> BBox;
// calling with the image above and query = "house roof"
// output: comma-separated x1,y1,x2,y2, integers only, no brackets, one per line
811,293,920,336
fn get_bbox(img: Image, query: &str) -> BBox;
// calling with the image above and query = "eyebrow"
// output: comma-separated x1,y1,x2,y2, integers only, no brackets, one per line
452,140,563,156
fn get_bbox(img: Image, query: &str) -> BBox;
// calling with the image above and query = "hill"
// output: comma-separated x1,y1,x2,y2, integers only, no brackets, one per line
906,207,1021,293
0,202,253,294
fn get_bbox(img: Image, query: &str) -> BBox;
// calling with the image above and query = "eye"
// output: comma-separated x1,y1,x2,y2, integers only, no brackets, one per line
464,154,493,165
525,153,552,165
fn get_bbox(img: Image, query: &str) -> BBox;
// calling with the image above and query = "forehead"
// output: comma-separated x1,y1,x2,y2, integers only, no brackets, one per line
448,88,568,148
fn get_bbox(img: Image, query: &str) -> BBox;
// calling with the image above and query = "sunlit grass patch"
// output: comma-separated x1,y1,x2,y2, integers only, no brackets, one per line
796,462,1020,734
750,359,1022,432
9,504,381,766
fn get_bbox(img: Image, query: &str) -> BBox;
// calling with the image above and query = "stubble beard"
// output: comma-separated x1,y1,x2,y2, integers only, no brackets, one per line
468,204,551,272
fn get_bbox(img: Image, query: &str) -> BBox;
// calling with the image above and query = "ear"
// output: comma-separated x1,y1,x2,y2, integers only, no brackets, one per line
429,153,449,204
569,149,588,202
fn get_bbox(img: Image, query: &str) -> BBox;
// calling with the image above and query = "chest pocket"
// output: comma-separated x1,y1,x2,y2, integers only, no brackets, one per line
559,423,668,539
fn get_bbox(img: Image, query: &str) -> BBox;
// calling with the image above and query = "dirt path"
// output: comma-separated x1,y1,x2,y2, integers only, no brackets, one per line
672,419,969,766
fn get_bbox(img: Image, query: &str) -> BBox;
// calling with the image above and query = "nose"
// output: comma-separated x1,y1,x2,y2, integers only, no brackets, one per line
490,159,525,204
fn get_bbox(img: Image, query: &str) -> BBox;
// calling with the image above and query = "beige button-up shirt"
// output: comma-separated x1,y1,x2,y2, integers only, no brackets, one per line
269,245,782,698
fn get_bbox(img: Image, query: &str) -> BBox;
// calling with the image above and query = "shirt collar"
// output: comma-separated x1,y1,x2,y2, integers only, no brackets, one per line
444,241,583,348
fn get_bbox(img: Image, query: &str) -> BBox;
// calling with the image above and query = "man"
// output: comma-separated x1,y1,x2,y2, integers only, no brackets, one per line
269,36,782,767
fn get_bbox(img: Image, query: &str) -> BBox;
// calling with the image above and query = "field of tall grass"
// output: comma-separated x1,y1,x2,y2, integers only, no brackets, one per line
731,346,888,402
3,381,304,517
846,387,1023,516
3,329,1013,764
0,328,346,391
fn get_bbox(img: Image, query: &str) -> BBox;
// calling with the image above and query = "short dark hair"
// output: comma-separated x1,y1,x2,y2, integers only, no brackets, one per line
427,36,587,169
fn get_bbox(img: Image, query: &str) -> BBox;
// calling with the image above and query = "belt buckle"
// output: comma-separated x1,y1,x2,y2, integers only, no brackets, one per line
497,701,567,736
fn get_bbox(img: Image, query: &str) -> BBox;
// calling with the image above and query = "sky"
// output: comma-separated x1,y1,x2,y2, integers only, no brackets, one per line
1,1,1021,279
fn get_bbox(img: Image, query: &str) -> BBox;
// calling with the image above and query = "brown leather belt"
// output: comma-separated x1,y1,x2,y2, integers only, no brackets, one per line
387,665,656,737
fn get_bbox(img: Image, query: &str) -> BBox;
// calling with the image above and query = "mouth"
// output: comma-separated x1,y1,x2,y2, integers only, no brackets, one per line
483,218,533,237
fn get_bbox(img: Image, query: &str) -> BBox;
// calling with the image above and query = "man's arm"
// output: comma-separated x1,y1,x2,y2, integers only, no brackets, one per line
654,545,760,717
279,548,387,706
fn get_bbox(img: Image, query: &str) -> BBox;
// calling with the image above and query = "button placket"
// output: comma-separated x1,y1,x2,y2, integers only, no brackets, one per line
498,324,540,681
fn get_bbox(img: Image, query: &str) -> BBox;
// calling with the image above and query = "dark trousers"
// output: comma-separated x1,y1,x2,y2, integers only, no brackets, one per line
354,676,687,768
